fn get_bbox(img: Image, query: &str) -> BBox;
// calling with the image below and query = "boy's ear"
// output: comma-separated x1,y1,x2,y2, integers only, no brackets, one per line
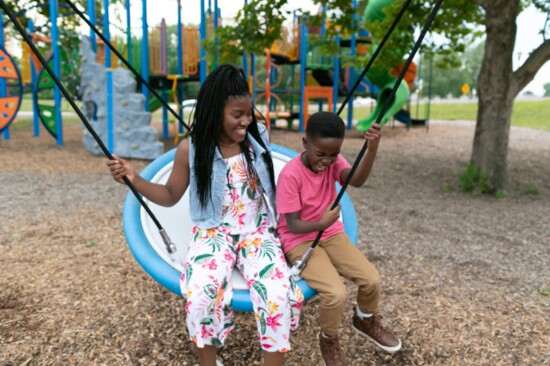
302,136,308,150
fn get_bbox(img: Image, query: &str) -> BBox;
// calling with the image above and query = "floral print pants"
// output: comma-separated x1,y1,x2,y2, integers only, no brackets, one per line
180,153,303,352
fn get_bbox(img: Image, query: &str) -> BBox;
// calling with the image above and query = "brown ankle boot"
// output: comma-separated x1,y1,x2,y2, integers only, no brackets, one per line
319,333,347,366
352,307,402,353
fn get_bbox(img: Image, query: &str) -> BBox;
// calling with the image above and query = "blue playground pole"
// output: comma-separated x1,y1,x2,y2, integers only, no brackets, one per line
160,18,168,135
50,0,63,145
161,83,168,139
28,19,40,137
199,0,206,83
250,53,256,99
177,0,183,76
142,0,150,110
213,0,219,67
125,0,131,66
347,0,358,130
242,0,248,78
176,1,184,135
298,21,307,132
0,12,8,141
87,0,97,52
334,31,340,113
103,0,114,153
318,5,327,112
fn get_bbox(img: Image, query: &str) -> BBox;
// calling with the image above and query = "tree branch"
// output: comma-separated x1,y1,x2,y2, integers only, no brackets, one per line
512,39,550,95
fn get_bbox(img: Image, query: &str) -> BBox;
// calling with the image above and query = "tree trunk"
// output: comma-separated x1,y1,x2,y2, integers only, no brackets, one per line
471,0,519,192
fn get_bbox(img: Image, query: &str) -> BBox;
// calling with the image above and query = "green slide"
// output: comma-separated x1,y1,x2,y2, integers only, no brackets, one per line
356,0,411,132
356,78,410,131
148,90,174,112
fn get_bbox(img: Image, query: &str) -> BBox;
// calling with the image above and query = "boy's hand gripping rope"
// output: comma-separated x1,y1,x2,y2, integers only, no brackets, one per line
0,1,179,262
291,0,443,277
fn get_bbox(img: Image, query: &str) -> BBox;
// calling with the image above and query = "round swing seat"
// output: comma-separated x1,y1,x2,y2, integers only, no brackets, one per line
122,144,358,312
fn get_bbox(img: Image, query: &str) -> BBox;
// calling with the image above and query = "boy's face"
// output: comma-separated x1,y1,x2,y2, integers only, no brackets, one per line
302,135,343,173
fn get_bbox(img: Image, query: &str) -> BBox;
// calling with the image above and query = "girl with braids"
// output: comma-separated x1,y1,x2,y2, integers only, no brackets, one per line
107,64,302,366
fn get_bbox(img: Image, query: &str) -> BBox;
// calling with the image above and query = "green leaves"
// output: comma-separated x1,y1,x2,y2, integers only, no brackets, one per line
259,263,274,279
204,0,291,64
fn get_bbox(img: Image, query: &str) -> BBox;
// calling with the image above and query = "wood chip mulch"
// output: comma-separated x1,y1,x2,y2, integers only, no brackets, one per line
1,120,549,366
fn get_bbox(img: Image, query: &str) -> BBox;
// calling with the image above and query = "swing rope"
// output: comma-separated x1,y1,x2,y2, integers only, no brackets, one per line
336,0,413,116
0,1,178,260
64,0,191,133
291,0,444,275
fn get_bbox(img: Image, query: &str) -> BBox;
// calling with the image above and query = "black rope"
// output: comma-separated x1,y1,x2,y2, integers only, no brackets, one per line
293,0,444,274
336,0,412,116
0,1,175,251
63,0,190,132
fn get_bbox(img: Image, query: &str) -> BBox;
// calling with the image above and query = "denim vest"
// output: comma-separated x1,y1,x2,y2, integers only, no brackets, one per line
188,124,276,229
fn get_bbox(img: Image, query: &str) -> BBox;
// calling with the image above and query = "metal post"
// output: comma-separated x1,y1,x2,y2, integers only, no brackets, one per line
177,0,183,76
176,0,184,132
318,5,326,112
125,0,131,66
87,0,97,52
347,0,357,130
0,11,8,141
50,0,63,145
242,0,249,78
250,53,256,99
214,0,219,68
142,0,150,109
333,31,340,113
199,0,207,83
28,19,40,137
298,21,307,132
104,0,114,152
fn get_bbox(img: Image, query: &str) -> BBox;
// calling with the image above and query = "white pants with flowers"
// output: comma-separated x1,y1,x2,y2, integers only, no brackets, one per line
180,225,303,352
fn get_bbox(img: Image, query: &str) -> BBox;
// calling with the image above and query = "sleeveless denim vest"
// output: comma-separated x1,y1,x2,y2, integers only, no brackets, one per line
188,123,276,229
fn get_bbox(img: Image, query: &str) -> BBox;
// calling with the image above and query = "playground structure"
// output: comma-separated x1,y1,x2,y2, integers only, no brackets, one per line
1,0,431,151
0,0,204,157
0,3,85,145
255,0,429,132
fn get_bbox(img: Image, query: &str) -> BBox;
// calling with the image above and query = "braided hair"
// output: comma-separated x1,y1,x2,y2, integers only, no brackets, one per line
189,64,275,208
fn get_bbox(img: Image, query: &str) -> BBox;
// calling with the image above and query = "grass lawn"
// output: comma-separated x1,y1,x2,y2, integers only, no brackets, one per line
12,97,550,132
344,98,550,131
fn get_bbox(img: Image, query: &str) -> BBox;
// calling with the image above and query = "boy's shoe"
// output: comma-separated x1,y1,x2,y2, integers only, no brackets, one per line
319,333,348,366
352,308,402,353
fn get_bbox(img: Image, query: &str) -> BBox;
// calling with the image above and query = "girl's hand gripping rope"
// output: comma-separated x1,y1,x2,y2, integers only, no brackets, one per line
106,155,179,263
107,155,136,185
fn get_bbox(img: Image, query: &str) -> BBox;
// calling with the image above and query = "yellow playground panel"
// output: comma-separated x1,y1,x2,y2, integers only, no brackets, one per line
182,26,199,76
270,21,300,63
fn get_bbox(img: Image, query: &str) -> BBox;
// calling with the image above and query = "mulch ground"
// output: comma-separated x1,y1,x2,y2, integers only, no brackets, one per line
1,119,549,366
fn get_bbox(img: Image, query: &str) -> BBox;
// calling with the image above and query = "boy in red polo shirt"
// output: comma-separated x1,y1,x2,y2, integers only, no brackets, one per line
276,112,401,365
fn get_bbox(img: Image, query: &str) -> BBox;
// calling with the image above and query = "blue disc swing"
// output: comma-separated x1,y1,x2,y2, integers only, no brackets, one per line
122,144,358,312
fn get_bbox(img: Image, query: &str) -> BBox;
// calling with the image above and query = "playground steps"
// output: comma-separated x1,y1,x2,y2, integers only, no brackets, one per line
79,36,164,160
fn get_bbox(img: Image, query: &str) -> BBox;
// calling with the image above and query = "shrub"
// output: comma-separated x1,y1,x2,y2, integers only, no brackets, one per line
457,163,491,195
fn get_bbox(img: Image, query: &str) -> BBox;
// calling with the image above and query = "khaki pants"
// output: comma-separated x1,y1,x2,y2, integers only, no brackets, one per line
286,233,381,336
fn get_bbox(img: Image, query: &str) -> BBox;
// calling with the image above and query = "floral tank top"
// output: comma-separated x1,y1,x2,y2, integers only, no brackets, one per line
221,152,270,235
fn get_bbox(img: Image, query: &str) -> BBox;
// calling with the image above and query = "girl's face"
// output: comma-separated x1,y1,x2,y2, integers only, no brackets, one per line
302,136,343,173
219,95,253,145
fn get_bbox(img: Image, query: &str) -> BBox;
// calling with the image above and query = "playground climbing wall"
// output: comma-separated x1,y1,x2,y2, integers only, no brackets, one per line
79,36,164,160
